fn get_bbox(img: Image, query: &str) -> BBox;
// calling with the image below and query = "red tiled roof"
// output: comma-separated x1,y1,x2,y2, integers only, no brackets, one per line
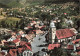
40,25,46,29
13,39,20,43
31,32,34,34
77,51,80,55
36,30,44,34
22,46,26,50
64,13,67,15
33,30,36,31
18,48,23,53
72,39,80,44
32,21,35,22
25,34,31,40
17,35,21,38
30,21,36,25
20,41,30,46
48,44,60,50
25,44,32,51
9,49,14,56
77,47,80,50
0,52,5,55
0,53,3,56
38,26,43,29
9,49,17,56
20,41,31,51
67,45,74,49
35,25,45,29
27,26,32,28
56,29,75,39
20,41,27,45
25,34,34,40
26,42,30,45
8,46,16,47
32,21,36,24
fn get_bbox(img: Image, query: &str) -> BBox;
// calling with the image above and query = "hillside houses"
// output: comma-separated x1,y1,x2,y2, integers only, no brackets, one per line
0,19,47,56
0,30,33,56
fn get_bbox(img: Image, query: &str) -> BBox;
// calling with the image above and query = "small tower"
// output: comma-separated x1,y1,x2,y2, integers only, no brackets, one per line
50,20,56,44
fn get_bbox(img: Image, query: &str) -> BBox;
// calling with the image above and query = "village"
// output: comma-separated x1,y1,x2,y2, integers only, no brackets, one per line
0,0,80,56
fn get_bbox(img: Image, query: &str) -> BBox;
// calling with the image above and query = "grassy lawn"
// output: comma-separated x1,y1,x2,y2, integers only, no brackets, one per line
7,17,21,21
0,17,21,28
4,17,21,25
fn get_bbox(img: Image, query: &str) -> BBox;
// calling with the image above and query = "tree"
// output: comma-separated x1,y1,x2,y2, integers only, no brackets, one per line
19,19,25,30
1,20,6,28
15,21,19,29
50,47,68,56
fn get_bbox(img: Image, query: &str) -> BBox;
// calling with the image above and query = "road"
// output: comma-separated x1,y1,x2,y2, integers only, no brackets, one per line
31,31,48,53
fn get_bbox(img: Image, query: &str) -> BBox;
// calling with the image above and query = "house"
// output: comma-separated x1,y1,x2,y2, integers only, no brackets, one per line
13,39,20,46
9,49,17,56
0,28,12,35
77,51,80,55
7,41,32,56
72,39,80,51
24,26,33,30
70,28,78,34
6,32,16,41
36,21,41,24
16,35,21,39
35,25,46,30
18,48,23,53
1,50,8,56
0,52,5,56
2,12,7,16
46,28,76,44
18,31,24,35
25,34,34,42
21,37,28,42
67,44,74,50
7,36,16,41
23,50,33,56
48,44,60,50
56,29,76,43
1,40,7,46
4,42,16,47
18,30,27,38
11,32,16,36
33,30,44,35
17,48,23,56
20,41,32,51
36,30,44,35
30,21,36,26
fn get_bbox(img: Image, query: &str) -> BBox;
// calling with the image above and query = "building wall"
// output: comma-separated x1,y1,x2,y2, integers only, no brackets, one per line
23,50,33,56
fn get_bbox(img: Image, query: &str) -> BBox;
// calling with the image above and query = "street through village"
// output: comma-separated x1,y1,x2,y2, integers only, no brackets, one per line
31,31,48,53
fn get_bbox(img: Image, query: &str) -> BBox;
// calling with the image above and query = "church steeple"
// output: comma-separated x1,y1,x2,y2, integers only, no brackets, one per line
50,20,56,44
